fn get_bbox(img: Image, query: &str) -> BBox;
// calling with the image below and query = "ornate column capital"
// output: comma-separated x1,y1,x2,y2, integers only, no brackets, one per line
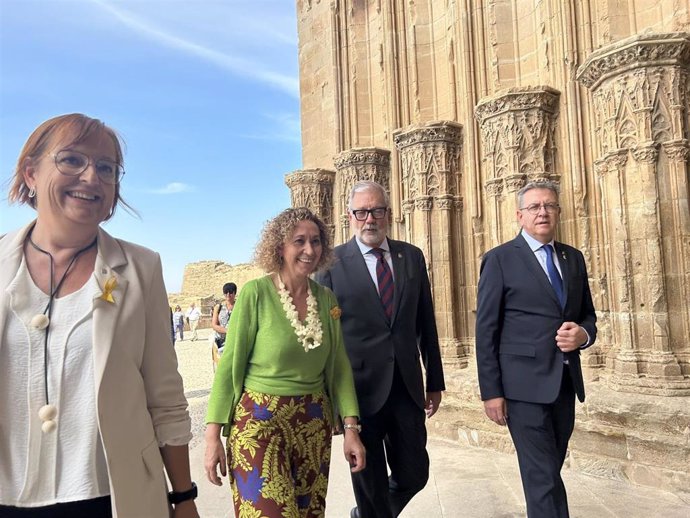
577,32,690,90
475,87,561,186
603,149,629,170
474,85,561,123
504,173,526,193
662,139,690,161
631,142,659,164
393,120,463,149
484,178,504,197
284,168,336,225
333,147,391,170
394,120,464,205
333,147,391,204
414,196,434,211
285,168,336,188
435,194,460,210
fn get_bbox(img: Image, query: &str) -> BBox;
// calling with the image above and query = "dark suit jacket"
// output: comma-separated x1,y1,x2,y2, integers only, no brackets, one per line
476,234,597,404
315,237,445,416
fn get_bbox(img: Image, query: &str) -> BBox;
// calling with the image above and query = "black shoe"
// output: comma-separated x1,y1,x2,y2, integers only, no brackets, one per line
350,507,360,518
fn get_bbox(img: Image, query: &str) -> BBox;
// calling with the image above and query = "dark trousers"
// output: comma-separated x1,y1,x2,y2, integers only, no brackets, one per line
351,366,429,518
0,496,112,518
507,366,576,518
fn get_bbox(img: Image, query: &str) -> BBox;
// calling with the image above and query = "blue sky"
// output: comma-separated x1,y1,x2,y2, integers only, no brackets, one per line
0,0,301,292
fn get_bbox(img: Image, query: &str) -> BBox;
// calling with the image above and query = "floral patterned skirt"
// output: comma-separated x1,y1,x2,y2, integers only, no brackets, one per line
227,389,333,518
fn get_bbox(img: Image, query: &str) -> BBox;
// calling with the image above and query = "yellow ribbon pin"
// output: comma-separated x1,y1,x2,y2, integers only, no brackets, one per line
100,277,117,303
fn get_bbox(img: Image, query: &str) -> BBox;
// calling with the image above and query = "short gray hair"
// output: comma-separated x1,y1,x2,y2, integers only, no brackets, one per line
347,180,390,209
517,180,560,208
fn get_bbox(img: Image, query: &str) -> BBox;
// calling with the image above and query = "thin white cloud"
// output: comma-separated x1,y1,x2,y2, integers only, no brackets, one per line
89,0,299,98
240,111,301,143
151,182,195,195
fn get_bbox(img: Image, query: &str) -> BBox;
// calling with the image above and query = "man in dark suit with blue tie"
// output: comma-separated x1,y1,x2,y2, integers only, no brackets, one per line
476,180,597,518
316,180,445,518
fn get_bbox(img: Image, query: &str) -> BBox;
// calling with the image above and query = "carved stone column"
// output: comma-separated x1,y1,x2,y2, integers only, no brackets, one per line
577,32,690,394
333,148,391,245
475,86,561,248
285,169,336,242
393,121,466,365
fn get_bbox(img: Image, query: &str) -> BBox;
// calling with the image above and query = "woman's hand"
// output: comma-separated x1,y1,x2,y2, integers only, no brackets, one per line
343,429,366,473
173,500,199,518
204,424,227,486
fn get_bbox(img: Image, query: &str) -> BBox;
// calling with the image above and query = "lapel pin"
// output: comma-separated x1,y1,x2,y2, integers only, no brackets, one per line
398,253,402,258
99,276,118,303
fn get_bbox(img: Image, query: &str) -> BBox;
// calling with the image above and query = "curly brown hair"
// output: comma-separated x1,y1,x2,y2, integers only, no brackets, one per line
253,207,334,273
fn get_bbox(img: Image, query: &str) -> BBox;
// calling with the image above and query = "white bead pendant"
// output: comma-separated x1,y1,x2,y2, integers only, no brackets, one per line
31,314,50,330
41,420,57,433
38,404,58,433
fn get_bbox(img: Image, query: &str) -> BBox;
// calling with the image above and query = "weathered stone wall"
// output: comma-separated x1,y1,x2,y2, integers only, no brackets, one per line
169,261,264,327
293,0,690,494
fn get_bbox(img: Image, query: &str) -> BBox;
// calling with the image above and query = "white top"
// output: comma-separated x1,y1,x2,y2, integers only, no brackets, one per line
354,236,395,294
0,258,109,507
186,306,201,321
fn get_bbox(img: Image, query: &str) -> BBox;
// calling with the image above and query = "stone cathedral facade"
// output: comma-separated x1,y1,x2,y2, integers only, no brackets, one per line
286,1,690,492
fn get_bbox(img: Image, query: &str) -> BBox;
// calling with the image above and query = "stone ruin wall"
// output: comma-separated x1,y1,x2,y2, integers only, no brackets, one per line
169,261,263,327
290,0,690,494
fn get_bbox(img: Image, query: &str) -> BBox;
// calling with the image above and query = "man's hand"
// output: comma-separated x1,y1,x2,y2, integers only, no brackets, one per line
483,397,507,426
425,391,442,418
556,322,587,353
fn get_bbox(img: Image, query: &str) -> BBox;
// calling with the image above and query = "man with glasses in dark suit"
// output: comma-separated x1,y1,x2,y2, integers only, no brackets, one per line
476,180,597,518
316,180,445,518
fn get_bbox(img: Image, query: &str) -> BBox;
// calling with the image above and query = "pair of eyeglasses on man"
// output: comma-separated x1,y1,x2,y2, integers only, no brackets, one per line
350,207,388,221
519,203,560,215
52,150,125,185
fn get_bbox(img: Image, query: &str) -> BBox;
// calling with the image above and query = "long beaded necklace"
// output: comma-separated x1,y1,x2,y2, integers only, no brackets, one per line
27,229,97,433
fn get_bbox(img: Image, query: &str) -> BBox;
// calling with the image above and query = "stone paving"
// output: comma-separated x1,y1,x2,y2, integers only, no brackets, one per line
175,330,690,517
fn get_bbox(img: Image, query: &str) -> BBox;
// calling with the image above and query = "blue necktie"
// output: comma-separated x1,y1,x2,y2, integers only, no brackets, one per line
544,244,565,308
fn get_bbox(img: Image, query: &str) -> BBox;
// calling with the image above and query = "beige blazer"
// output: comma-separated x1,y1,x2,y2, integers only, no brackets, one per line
0,222,191,518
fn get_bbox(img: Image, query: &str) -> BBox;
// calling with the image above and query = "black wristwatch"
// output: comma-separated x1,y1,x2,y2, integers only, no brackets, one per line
168,482,198,505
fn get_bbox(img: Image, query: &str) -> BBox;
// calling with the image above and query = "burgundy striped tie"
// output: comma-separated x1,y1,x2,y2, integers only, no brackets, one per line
372,248,394,320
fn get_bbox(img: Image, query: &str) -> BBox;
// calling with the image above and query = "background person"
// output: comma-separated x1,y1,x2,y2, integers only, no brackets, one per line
173,305,185,341
476,180,597,518
185,303,201,341
204,207,365,518
211,282,236,354
171,307,176,347
0,113,198,517
315,180,445,518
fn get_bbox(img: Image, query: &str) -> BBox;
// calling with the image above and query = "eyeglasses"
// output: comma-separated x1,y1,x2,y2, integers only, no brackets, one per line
52,150,125,185
350,207,388,221
519,203,560,215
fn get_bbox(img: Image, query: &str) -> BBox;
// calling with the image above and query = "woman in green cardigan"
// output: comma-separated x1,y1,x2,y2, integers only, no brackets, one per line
204,207,365,518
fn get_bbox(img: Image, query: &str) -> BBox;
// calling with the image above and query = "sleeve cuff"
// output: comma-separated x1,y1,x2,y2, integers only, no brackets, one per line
579,326,591,348
155,419,192,447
